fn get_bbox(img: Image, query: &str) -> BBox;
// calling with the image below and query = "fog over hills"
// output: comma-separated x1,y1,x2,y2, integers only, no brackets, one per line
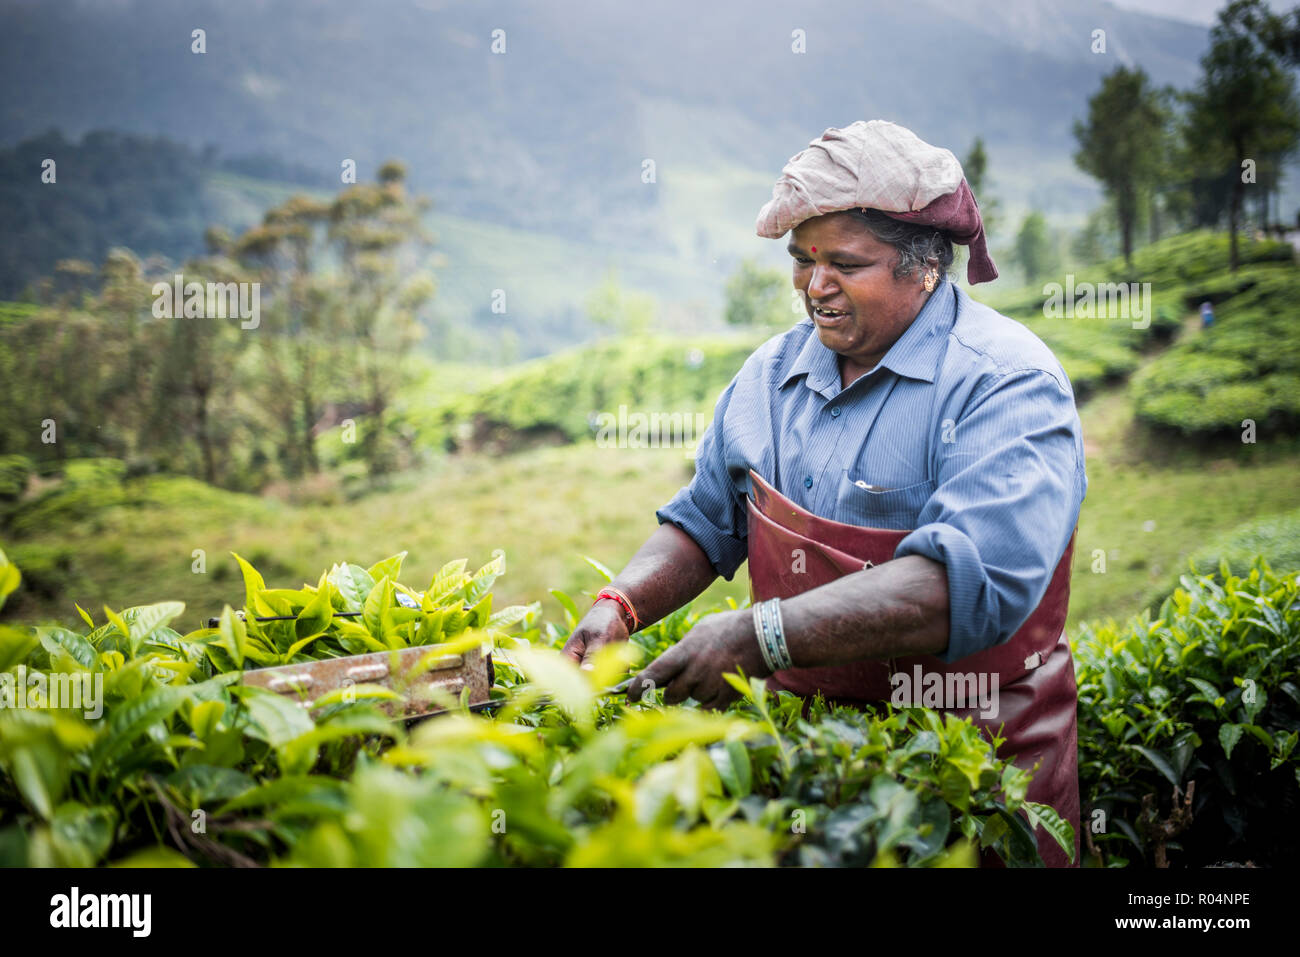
0,0,1226,352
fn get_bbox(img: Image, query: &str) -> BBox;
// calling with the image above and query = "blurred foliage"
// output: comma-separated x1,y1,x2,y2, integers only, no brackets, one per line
963,137,1000,240
986,230,1294,402
389,333,763,455
1115,229,1294,285
1183,0,1300,269
1013,211,1059,283
724,258,792,327
585,271,655,336
0,455,32,503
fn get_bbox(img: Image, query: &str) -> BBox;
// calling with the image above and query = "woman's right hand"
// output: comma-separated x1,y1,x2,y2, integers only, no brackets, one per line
560,599,630,670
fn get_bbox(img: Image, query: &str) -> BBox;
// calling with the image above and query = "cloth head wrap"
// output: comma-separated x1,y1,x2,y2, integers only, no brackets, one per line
755,120,998,284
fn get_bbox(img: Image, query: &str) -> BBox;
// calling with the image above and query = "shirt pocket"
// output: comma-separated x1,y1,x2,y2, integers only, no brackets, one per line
838,472,937,530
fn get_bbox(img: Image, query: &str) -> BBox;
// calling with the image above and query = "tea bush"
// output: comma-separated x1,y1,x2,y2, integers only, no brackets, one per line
387,334,762,456
1074,558,1300,867
1131,266,1300,437
1115,230,1293,286
0,545,1069,868
1140,508,1300,613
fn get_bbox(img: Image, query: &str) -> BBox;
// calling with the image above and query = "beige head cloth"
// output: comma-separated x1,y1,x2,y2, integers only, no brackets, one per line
755,120,998,283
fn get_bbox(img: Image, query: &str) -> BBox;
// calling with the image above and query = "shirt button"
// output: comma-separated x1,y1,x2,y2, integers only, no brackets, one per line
830,406,841,417
803,475,813,489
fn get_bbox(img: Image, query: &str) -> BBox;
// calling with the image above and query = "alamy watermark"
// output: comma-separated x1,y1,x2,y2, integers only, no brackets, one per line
592,405,709,450
890,665,999,720
0,666,103,719
152,274,261,329
1042,275,1152,329
50,887,150,936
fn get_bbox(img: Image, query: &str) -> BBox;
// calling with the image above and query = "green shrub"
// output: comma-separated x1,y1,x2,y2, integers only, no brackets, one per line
0,454,32,502
1190,508,1300,578
4,471,260,539
5,482,127,537
1143,302,1183,344
4,542,76,600
391,334,763,455
1074,558,1300,867
1027,320,1141,397
0,301,38,326
1117,230,1293,286
1141,508,1300,612
1131,265,1300,436
60,458,127,488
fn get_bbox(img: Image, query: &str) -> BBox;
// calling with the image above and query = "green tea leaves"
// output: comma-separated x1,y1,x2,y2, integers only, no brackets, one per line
231,553,266,613
217,606,248,670
363,576,396,646
233,685,314,748
295,579,334,642
367,551,407,583
329,563,375,613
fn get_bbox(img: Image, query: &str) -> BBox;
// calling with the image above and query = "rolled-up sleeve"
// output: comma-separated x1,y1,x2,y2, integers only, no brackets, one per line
895,369,1085,663
656,377,749,580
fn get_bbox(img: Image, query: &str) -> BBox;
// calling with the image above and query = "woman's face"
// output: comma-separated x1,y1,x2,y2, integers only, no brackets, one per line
788,211,931,372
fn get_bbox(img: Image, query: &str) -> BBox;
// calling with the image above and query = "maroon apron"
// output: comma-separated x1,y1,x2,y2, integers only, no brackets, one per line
745,468,1080,867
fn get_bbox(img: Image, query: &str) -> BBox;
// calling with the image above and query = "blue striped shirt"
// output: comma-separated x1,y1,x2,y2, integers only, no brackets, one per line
656,278,1087,663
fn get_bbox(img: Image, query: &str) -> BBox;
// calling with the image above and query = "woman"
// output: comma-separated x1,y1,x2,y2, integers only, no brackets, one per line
562,121,1087,866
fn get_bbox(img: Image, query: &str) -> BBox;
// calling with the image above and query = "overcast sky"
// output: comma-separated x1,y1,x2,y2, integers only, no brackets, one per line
1111,0,1292,26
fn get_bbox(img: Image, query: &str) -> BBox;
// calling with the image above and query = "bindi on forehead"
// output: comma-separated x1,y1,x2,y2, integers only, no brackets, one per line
811,246,816,253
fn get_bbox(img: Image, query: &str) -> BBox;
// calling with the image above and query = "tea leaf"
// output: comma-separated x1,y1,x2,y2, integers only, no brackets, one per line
363,576,395,645
1219,723,1243,759
427,559,469,604
217,606,248,670
234,686,315,747
230,553,266,613
295,581,333,641
1124,744,1180,788
367,552,407,583
1022,801,1075,863
0,547,19,610
583,556,615,582
329,563,375,613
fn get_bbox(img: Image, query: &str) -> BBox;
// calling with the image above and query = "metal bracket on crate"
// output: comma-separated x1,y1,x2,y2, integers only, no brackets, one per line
240,642,495,720
207,608,496,720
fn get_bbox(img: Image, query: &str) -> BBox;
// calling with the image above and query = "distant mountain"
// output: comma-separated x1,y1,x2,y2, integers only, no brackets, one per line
0,0,1227,351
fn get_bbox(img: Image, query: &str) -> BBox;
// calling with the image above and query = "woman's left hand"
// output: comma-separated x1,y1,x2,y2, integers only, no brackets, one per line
625,608,771,710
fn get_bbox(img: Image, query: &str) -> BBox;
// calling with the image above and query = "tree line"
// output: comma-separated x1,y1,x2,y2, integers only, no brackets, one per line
0,163,433,491
1074,0,1300,272
724,0,1300,318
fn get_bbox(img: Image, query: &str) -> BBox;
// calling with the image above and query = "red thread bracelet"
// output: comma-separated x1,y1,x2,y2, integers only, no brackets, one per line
594,586,639,633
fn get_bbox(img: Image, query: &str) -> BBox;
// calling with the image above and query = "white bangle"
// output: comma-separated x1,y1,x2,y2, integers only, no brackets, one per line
752,598,793,672
759,605,774,670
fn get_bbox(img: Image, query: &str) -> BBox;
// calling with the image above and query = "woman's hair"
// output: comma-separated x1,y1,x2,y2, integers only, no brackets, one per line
847,207,955,280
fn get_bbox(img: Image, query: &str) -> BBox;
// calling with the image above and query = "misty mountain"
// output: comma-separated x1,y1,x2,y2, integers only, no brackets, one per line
0,0,1221,352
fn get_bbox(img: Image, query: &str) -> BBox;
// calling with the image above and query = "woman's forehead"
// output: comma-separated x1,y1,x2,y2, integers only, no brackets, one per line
791,213,890,250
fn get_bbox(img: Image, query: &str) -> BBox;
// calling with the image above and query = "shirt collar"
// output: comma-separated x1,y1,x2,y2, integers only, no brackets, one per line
781,278,956,397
